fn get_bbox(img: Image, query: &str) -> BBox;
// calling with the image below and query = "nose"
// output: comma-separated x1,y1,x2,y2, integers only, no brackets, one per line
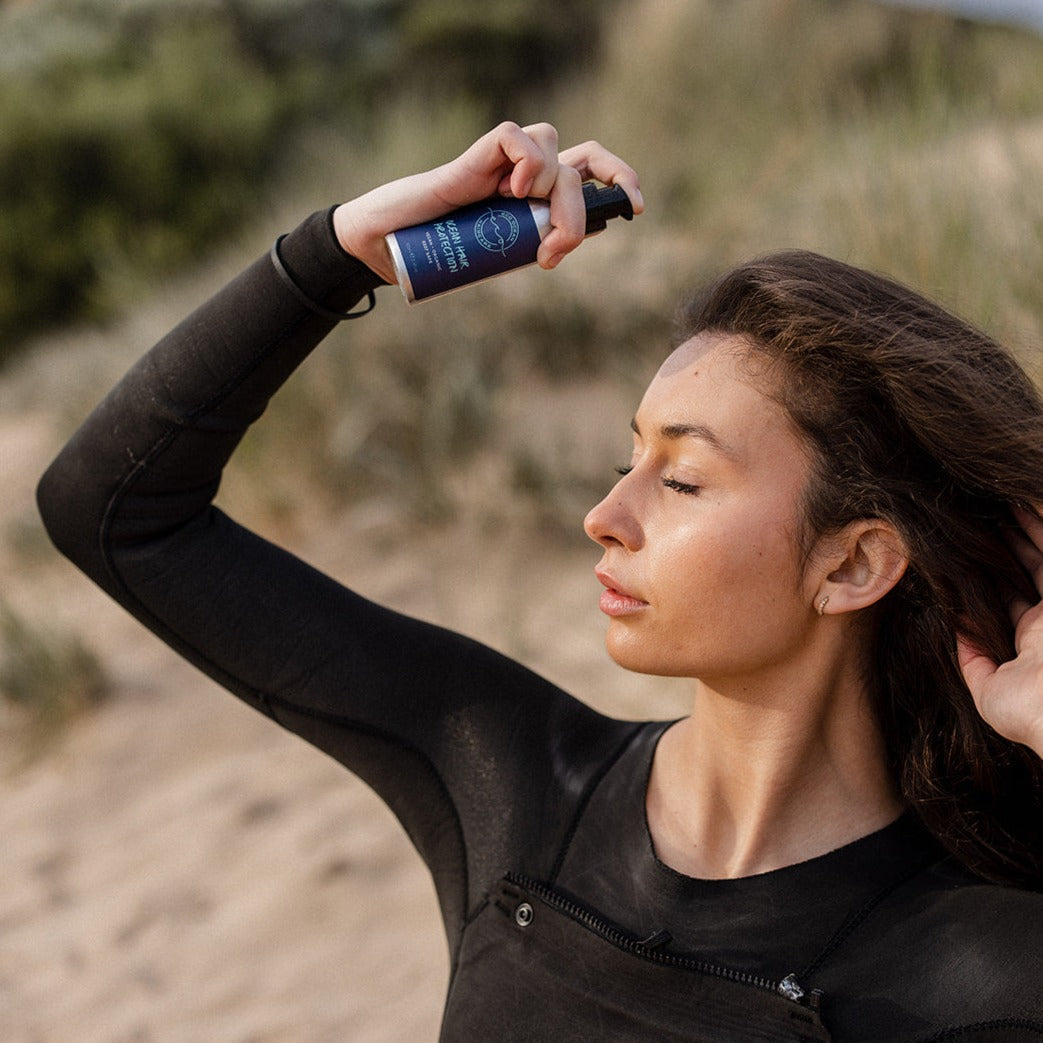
584,476,644,551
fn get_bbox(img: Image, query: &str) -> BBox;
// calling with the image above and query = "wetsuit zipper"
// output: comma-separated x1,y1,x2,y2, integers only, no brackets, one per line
503,872,821,1011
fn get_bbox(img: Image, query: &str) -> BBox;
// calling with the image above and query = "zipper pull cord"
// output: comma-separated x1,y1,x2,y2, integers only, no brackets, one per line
637,928,673,950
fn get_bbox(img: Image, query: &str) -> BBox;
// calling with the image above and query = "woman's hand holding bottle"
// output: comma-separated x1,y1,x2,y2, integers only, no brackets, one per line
331,121,643,285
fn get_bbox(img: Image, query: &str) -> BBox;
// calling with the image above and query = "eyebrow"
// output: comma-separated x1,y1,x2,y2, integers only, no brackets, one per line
630,417,738,459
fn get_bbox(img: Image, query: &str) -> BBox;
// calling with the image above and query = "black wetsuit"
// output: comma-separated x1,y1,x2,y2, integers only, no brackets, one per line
38,208,1043,1042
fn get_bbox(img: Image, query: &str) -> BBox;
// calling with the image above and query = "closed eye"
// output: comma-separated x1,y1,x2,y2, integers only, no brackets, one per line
662,476,701,495
615,466,700,496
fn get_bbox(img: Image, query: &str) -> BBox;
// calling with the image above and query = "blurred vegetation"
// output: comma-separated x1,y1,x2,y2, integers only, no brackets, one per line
0,597,108,757
576,0,1043,324
222,0,1043,529
5,0,1043,528
0,0,608,357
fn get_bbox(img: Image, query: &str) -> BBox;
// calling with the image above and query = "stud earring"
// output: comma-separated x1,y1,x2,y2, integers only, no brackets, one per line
816,594,830,616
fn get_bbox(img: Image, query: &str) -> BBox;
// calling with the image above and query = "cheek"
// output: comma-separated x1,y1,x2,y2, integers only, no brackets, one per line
663,513,804,616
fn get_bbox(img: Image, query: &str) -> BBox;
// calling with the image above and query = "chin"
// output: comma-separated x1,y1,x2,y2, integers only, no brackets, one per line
605,635,689,679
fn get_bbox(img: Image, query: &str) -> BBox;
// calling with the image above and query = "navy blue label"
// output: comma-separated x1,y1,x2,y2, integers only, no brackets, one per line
393,197,542,300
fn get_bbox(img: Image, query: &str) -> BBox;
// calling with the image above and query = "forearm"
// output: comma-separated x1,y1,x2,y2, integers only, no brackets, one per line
37,207,384,597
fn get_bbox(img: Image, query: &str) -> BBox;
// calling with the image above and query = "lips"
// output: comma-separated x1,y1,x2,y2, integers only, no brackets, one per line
595,569,649,617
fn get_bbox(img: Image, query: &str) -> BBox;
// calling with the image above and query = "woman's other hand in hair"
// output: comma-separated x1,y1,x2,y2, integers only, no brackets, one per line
331,120,643,285
958,506,1043,758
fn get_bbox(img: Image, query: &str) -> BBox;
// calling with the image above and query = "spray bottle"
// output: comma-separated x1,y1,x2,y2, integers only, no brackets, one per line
384,182,634,303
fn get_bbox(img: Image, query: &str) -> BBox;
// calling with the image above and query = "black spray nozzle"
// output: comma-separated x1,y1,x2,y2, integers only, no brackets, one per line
583,182,634,234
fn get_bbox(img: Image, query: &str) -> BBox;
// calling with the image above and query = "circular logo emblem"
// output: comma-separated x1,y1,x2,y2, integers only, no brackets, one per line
474,208,520,256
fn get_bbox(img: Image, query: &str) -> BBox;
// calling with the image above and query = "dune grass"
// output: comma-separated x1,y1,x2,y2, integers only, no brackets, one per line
221,0,1043,529
0,597,108,759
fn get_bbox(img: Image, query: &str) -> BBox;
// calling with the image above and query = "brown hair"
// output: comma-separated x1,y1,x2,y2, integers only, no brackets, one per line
680,250,1043,889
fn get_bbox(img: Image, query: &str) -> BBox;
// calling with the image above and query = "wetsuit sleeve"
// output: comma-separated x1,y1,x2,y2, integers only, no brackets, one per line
36,207,634,948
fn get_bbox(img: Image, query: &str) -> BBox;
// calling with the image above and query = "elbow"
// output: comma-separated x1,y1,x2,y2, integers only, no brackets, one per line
36,445,98,567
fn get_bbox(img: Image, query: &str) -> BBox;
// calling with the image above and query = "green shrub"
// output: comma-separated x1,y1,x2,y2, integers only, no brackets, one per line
396,0,607,113
0,0,617,363
0,5,321,356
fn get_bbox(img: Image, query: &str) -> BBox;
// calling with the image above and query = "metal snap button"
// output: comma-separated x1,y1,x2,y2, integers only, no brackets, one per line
514,902,534,927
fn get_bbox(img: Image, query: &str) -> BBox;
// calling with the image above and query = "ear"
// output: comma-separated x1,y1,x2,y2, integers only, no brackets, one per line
811,520,909,616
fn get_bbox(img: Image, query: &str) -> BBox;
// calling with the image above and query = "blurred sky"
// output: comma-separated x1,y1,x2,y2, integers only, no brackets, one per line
884,0,1043,31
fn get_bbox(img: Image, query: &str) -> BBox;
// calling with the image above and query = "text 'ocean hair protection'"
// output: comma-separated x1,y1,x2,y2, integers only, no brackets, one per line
385,182,634,303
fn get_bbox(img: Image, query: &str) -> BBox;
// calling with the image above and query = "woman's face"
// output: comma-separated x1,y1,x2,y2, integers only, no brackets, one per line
584,333,819,683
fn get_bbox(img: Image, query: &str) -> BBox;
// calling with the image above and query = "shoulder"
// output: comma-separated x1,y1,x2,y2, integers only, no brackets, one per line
928,867,1042,987
816,860,1043,1039
912,862,1043,960
878,863,1042,1017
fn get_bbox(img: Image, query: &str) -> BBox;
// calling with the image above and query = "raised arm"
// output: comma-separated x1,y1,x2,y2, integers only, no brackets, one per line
36,119,642,721
36,119,642,696
36,122,644,944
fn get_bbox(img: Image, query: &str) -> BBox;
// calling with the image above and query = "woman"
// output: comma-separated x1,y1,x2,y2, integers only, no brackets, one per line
38,122,1043,1041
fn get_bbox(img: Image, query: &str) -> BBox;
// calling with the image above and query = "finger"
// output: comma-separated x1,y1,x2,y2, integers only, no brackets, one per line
538,164,586,268
1013,504,1043,550
558,140,645,214
518,122,561,201
1011,508,1043,588
1012,595,1043,653
489,121,558,200
956,632,997,704
454,121,545,203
